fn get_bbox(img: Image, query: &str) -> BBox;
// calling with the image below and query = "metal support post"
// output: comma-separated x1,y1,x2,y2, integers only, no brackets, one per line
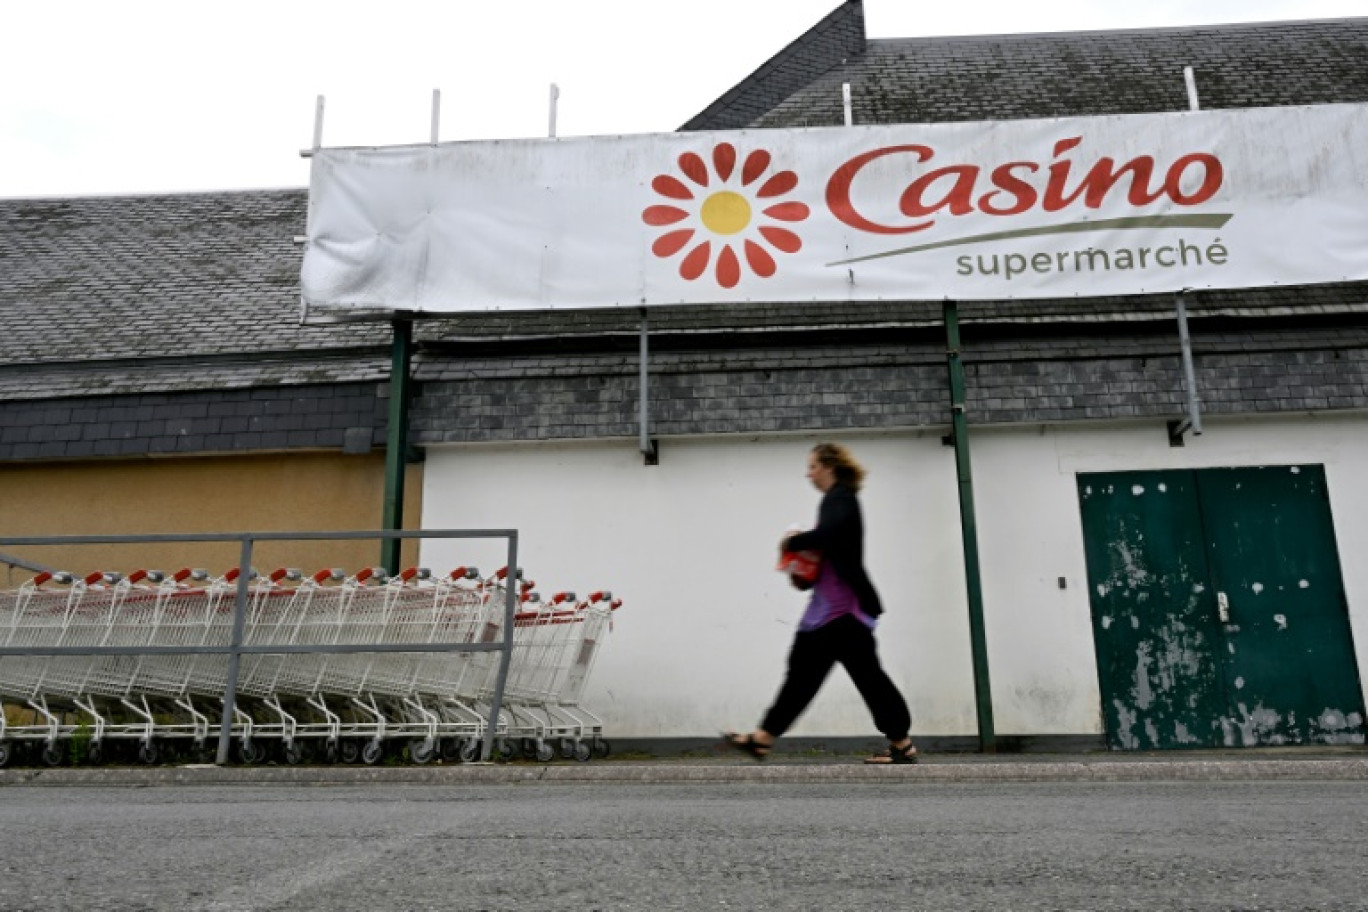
381,319,414,573
1170,291,1203,440
943,301,996,753
639,309,658,465
215,537,254,765
482,534,520,761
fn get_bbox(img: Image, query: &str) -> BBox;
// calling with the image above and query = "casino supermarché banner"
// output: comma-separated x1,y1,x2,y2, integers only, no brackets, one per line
300,103,1368,313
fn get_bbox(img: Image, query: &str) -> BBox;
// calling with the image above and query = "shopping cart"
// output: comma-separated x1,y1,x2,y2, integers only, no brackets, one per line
0,561,620,767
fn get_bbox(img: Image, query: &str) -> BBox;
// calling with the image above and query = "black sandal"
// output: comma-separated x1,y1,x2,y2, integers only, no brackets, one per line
721,731,772,761
864,741,919,765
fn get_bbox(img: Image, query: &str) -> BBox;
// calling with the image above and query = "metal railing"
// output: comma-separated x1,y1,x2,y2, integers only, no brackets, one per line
0,529,519,764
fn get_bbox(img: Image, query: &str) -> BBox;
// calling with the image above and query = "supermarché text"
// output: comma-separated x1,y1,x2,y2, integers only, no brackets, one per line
956,237,1229,280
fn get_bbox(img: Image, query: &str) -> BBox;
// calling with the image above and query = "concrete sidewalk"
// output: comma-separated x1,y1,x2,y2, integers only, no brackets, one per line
3,747,1366,786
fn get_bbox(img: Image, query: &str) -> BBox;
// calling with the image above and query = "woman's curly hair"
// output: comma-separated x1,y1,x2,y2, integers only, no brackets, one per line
811,442,867,492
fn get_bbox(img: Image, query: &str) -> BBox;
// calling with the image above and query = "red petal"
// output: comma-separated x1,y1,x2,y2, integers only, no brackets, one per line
744,240,776,278
680,241,711,280
757,170,798,198
642,205,689,226
652,175,694,200
678,152,709,187
762,201,810,222
759,225,802,254
716,245,741,288
713,143,736,182
742,149,771,186
652,229,694,257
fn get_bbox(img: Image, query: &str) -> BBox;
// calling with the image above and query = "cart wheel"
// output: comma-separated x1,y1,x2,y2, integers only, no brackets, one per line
339,740,361,764
520,738,539,759
323,741,341,765
496,740,517,762
361,740,384,766
87,742,104,766
593,738,610,760
559,738,576,760
410,738,436,765
41,742,64,767
458,739,481,763
574,741,593,763
0,742,10,768
238,741,262,765
535,741,555,763
440,739,462,762
139,741,159,765
283,742,305,765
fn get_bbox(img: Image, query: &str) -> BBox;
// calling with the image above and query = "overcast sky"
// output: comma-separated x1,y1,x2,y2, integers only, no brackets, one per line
3,0,1363,199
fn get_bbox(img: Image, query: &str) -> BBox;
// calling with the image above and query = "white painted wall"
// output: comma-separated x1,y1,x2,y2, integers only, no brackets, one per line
972,413,1368,735
420,413,1368,740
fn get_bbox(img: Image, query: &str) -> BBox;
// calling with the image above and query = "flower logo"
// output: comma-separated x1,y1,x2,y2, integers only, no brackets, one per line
642,143,810,289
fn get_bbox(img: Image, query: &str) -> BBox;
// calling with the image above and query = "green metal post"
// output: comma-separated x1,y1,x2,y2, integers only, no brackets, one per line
381,318,413,574
944,300,997,753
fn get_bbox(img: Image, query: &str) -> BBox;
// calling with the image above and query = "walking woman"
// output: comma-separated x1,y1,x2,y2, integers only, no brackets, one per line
724,442,918,764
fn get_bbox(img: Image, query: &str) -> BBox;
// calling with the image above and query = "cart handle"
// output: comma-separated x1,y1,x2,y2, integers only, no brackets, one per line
354,566,388,584
172,568,209,584
312,568,345,584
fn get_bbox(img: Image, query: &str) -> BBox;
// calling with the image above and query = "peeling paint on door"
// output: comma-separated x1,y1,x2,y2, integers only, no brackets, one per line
1079,466,1367,750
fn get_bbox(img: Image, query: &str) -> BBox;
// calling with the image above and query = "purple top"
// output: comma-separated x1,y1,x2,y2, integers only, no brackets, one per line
798,560,876,632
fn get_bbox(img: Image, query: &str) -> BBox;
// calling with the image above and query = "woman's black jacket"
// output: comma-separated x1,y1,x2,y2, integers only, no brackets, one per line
785,482,884,618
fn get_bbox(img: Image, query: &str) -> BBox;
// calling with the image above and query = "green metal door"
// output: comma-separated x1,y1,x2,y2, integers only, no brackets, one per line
1078,466,1365,750
1078,471,1227,749
1197,465,1365,746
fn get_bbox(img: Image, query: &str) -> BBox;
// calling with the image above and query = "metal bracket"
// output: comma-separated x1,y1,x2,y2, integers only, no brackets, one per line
639,309,658,466
1171,289,1203,444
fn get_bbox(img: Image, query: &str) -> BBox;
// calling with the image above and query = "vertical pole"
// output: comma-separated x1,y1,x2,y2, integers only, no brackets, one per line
639,308,657,464
1183,66,1200,112
381,319,413,574
944,301,996,753
482,533,519,761
842,83,853,127
1176,292,1203,435
430,89,441,144
548,83,560,139
215,537,254,765
312,95,325,150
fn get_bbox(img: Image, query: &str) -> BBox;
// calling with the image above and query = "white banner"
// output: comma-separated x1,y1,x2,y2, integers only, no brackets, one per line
301,103,1368,312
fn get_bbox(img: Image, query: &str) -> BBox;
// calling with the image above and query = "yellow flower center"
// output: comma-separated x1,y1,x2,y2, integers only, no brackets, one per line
700,191,751,235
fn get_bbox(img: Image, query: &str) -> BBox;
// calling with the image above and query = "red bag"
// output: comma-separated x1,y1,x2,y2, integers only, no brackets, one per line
777,549,821,590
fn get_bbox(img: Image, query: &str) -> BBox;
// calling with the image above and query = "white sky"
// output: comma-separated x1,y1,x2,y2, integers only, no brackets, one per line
3,0,1363,199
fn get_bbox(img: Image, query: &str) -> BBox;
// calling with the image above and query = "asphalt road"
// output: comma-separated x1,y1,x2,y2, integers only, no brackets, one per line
1,781,1364,911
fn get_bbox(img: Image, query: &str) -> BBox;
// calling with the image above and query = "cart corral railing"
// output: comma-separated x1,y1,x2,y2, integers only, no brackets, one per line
0,529,521,764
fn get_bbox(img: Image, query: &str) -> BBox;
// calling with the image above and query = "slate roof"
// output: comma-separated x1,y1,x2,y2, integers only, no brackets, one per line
682,6,1368,129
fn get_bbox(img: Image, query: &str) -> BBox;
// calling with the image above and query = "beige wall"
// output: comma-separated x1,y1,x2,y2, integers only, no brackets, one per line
0,452,423,586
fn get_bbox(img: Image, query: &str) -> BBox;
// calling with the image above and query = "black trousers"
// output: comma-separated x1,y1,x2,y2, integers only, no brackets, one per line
760,614,911,741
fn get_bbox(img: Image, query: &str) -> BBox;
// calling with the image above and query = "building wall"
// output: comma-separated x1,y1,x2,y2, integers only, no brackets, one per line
0,452,423,587
420,413,1368,740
